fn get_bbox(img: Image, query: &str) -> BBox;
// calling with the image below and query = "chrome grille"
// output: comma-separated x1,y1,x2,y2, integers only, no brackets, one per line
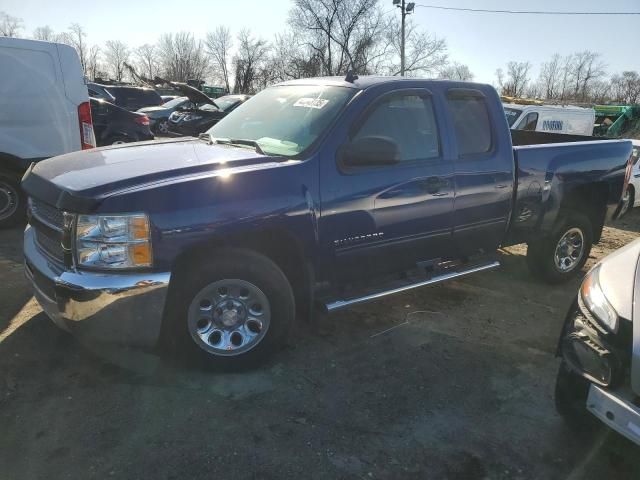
29,198,66,263
34,228,64,262
30,198,64,230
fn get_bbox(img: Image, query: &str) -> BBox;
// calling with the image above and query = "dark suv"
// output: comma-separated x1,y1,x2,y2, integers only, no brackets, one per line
105,86,163,111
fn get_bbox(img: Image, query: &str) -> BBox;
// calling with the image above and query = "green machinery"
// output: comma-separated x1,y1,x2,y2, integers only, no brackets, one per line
594,105,640,137
202,85,228,99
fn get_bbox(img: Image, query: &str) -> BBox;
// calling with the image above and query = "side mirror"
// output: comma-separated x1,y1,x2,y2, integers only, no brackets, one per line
341,136,400,167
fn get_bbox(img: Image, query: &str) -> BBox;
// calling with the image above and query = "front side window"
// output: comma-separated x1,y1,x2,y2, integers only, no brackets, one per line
352,93,440,162
208,85,355,157
447,90,492,156
520,112,539,131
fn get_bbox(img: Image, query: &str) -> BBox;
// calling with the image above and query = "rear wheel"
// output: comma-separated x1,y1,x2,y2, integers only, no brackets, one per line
108,136,132,145
164,249,295,370
526,210,593,283
0,172,26,229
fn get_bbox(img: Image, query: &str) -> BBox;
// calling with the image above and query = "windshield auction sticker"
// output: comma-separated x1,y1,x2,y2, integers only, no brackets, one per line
293,98,329,109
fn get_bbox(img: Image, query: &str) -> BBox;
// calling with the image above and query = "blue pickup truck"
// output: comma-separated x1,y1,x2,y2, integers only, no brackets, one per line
22,76,633,368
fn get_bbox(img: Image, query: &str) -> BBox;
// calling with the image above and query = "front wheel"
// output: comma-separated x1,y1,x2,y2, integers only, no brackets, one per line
0,172,26,229
164,249,295,370
526,211,593,283
555,361,599,432
156,119,169,134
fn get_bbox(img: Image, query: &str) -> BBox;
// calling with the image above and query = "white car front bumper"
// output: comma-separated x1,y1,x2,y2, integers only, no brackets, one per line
587,384,640,445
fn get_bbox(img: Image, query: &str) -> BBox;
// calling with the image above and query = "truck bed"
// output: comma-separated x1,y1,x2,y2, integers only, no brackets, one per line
504,133,632,246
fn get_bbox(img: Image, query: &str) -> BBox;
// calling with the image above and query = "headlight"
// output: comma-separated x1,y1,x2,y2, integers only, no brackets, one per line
580,265,618,333
75,214,152,269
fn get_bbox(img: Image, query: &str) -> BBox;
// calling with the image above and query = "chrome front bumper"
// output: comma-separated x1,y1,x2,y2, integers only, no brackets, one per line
24,225,171,349
587,384,640,446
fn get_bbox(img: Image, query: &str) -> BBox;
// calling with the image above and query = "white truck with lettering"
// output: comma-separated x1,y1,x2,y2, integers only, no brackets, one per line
504,104,595,136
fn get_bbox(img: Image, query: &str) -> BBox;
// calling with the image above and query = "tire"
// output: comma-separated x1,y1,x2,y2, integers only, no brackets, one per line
626,185,635,211
526,210,593,283
0,172,26,229
164,249,295,370
156,119,169,135
555,361,600,432
108,136,132,145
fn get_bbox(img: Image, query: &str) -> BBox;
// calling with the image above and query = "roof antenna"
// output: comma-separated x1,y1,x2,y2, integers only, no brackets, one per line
345,70,359,83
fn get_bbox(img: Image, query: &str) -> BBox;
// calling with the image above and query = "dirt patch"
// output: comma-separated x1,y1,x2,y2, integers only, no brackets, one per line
2,212,640,479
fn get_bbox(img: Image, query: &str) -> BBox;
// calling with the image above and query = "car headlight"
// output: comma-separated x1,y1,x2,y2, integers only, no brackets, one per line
75,214,152,269
580,265,618,333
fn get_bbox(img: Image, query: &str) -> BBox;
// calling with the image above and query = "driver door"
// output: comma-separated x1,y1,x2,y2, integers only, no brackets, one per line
320,88,455,281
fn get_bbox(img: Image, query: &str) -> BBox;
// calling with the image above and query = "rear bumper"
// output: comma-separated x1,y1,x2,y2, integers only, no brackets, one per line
588,384,640,446
24,225,171,349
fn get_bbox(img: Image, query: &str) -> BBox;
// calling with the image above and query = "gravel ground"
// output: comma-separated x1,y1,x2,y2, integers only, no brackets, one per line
2,212,640,479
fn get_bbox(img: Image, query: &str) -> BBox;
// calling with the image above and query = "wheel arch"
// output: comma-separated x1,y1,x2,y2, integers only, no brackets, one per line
164,227,314,327
0,152,30,176
559,182,608,244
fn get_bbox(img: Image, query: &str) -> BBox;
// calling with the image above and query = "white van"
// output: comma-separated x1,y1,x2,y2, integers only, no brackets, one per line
504,104,595,136
0,37,94,227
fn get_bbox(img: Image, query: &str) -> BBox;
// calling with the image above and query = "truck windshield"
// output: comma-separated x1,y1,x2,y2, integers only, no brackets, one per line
504,107,522,127
206,85,355,157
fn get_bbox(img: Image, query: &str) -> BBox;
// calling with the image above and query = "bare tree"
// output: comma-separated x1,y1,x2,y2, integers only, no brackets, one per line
104,40,130,82
135,44,160,80
233,29,270,93
268,32,323,82
0,11,23,37
33,25,56,42
610,71,640,104
59,24,88,72
86,45,101,81
438,62,474,81
381,18,447,77
557,54,574,102
589,80,611,104
538,53,561,99
205,26,233,92
494,68,505,91
571,51,606,101
289,0,383,75
157,32,210,82
499,61,531,97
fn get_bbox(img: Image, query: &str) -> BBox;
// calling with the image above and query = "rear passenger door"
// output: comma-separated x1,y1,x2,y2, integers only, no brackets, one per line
321,88,455,280
446,88,513,256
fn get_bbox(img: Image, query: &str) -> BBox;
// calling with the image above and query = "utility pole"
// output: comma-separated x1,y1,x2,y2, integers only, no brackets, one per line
393,0,415,76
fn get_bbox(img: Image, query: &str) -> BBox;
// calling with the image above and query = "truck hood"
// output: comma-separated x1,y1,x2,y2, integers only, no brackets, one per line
597,238,640,321
22,138,282,212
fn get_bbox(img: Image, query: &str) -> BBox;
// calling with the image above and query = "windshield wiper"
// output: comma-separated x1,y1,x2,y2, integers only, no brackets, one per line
215,138,266,155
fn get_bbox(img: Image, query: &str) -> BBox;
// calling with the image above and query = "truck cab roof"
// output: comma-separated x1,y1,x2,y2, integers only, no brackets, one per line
277,75,491,91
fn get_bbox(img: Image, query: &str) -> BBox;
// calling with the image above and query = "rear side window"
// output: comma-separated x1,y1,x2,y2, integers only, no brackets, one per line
109,88,161,107
446,89,492,156
354,93,440,162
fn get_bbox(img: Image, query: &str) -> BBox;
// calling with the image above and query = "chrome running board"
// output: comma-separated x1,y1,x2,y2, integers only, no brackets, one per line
323,261,500,313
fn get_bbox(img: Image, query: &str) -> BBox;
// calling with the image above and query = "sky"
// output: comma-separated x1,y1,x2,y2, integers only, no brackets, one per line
3,0,639,84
